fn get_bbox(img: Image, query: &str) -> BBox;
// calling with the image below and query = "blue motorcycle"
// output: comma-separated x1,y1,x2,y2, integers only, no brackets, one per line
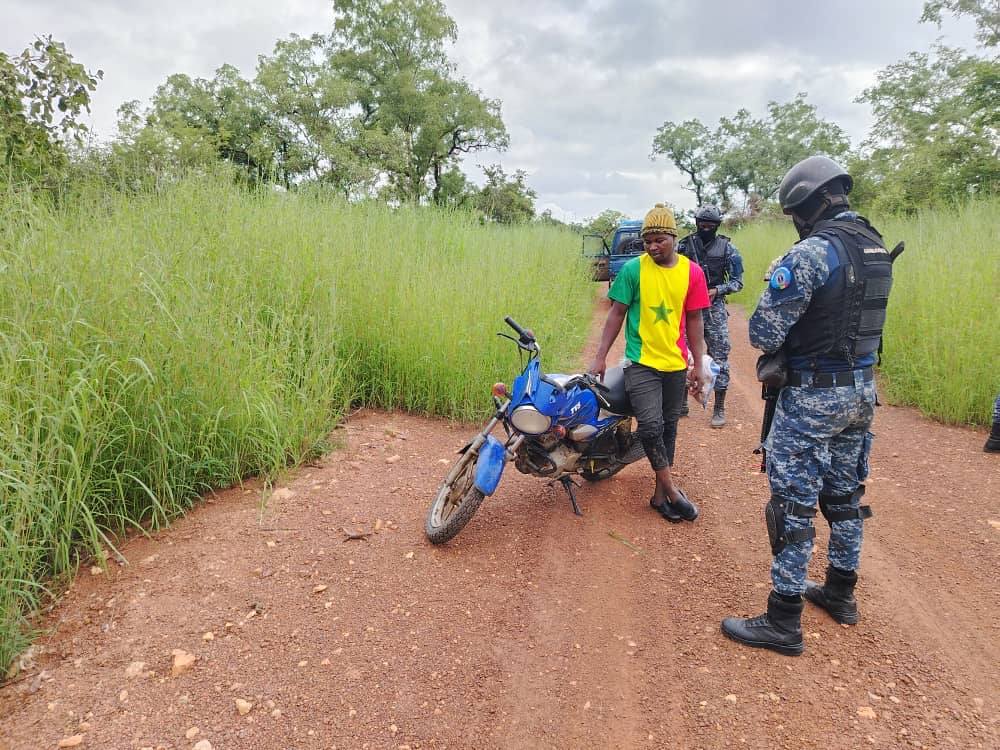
425,317,647,544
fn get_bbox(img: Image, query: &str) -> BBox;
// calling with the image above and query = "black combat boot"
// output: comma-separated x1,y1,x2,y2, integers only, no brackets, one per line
721,591,804,656
710,390,727,428
804,565,859,624
985,420,1000,452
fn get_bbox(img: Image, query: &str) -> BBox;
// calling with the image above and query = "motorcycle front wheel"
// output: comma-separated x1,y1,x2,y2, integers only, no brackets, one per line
425,448,486,544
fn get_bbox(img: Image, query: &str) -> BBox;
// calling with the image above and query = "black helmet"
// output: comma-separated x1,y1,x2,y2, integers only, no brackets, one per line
778,156,853,215
694,205,723,223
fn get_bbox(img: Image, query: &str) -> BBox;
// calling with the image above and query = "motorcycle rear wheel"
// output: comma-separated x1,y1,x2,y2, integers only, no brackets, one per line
425,449,486,544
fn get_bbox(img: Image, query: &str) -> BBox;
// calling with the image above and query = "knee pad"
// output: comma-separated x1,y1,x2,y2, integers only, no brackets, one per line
818,485,873,525
765,496,817,556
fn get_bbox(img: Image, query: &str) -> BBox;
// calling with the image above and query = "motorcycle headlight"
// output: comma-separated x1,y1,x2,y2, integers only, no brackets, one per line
510,405,552,435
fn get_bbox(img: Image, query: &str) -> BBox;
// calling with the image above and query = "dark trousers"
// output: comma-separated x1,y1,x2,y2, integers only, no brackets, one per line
624,363,687,471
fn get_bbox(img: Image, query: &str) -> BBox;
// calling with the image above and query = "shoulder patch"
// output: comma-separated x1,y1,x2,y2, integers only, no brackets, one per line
769,266,793,290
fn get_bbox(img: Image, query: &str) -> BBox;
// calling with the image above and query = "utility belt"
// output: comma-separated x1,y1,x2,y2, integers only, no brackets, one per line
787,367,873,388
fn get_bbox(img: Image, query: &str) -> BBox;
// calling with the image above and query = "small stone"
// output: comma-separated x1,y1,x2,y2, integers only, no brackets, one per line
58,737,84,748
235,698,253,715
271,487,294,501
193,741,213,750
202,632,214,641
404,552,414,560
89,566,103,576
171,649,196,677
298,660,308,667
185,727,200,739
349,709,357,717
321,658,330,665
313,585,328,594
119,689,128,702
389,723,398,734
271,709,282,718
266,540,277,548
125,661,146,678
724,694,738,704
857,706,877,719
386,455,401,464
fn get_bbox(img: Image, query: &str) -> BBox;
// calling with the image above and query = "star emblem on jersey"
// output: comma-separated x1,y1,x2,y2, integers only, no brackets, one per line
650,301,672,323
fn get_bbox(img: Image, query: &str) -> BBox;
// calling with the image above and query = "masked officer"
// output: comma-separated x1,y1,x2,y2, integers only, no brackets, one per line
678,206,744,427
721,156,892,655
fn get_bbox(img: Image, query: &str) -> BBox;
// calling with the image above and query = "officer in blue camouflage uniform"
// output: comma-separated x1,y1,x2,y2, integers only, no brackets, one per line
986,394,1000,452
679,205,744,427
721,156,892,656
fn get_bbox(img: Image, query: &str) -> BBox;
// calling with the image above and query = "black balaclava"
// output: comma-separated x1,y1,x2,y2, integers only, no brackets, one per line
697,222,719,244
792,179,850,239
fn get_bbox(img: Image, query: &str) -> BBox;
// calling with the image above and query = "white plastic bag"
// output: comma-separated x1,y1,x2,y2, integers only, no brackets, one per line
699,355,720,408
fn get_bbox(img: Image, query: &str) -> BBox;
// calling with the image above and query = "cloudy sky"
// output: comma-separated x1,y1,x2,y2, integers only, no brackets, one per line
4,0,979,221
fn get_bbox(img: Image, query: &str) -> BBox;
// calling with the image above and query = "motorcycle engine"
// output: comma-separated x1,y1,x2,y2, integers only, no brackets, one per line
515,436,581,477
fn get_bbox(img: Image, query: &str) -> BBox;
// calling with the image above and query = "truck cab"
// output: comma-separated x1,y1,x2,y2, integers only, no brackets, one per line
582,219,644,284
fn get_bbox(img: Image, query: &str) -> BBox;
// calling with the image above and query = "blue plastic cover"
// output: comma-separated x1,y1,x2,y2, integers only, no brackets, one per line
474,435,507,495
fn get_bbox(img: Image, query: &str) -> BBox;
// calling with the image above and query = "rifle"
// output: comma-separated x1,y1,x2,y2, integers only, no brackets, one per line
753,384,782,473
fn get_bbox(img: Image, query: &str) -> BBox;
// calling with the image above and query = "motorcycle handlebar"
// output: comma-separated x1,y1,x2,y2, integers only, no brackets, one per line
504,316,528,337
504,316,536,346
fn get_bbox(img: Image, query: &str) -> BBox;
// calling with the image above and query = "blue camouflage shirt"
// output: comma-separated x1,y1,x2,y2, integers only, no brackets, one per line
749,211,876,373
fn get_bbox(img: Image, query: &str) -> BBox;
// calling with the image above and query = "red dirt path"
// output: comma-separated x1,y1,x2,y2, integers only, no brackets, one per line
1,301,997,750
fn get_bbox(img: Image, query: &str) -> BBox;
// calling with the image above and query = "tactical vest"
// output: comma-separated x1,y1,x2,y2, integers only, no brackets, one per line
683,234,731,287
784,217,893,365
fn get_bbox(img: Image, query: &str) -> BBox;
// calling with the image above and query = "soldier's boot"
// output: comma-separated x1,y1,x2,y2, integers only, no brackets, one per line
710,390,727,428
985,419,1000,453
804,565,859,624
721,591,804,656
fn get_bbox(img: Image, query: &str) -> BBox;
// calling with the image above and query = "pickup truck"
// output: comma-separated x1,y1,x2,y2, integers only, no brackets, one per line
581,219,644,284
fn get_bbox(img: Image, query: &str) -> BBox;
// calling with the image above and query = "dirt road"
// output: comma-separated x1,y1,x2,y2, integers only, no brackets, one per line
2,301,998,750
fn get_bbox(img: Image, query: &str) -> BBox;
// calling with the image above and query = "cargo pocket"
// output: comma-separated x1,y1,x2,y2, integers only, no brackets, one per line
857,431,874,481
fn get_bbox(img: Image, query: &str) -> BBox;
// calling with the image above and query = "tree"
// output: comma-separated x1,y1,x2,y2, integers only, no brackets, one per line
650,119,715,205
711,94,849,213
922,0,1000,47
255,34,384,193
650,94,849,216
474,164,536,224
584,209,628,241
1,36,102,183
854,46,999,211
329,0,508,203
433,164,477,209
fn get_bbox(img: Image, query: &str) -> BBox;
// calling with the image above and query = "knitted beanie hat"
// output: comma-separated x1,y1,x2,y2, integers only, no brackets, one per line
641,203,678,237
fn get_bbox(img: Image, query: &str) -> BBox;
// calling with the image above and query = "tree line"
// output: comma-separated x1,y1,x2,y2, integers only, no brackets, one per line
649,0,998,219
1,0,541,224
2,0,997,226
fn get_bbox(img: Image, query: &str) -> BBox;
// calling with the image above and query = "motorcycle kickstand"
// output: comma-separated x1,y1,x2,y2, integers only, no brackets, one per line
550,475,583,516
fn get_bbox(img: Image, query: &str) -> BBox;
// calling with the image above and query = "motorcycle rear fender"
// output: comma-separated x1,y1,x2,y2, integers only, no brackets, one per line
474,435,508,496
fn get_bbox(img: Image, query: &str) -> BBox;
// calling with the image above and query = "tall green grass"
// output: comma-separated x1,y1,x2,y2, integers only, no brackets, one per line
0,177,594,671
728,198,1000,425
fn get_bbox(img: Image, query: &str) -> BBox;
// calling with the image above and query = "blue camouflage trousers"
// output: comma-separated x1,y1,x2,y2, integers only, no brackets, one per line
993,393,1000,422
765,372,877,595
702,298,731,390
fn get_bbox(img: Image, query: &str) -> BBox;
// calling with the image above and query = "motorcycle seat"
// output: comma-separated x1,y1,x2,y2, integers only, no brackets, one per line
596,366,632,415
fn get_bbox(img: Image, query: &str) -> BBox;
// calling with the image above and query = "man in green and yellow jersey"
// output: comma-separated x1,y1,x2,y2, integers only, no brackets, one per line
589,203,710,522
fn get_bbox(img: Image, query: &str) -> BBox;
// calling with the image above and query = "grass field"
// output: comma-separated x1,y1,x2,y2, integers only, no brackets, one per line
728,198,1000,427
0,178,594,670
